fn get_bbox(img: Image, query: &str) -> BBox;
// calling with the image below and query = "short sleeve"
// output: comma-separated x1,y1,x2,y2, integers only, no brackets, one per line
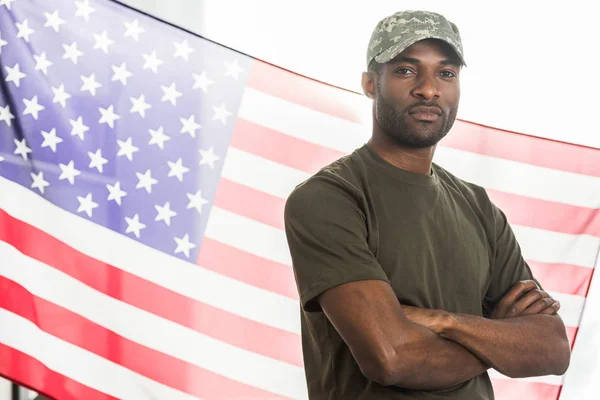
284,177,389,312
482,203,543,317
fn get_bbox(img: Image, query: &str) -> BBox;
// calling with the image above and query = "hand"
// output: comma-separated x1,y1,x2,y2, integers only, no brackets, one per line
490,280,560,320
401,305,451,334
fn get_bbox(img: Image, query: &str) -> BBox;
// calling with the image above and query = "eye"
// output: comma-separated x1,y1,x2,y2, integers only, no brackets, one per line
440,70,457,78
395,68,414,75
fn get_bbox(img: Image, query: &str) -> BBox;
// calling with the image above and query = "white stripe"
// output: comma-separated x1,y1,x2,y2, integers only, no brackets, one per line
514,225,599,269
489,368,564,386
0,309,199,400
223,147,309,199
0,242,308,399
239,90,600,209
435,146,600,209
239,88,370,154
550,291,585,328
0,175,301,335
206,206,293,266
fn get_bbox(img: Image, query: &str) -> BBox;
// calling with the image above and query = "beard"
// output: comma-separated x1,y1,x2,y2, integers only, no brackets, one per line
375,90,458,148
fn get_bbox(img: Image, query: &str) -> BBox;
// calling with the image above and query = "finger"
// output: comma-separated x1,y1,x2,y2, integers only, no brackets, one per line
538,301,561,315
522,297,556,315
506,289,547,317
495,280,539,317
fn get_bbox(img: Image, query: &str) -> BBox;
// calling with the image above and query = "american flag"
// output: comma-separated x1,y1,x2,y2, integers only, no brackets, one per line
0,0,599,399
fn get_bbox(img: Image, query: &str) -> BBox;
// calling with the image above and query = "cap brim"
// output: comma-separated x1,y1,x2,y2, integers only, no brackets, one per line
374,34,466,67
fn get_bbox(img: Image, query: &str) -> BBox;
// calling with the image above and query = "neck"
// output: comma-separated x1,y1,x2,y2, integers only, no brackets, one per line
367,131,436,176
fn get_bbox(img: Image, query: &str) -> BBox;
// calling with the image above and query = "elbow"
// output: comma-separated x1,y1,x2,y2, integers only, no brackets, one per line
553,338,571,376
359,352,404,386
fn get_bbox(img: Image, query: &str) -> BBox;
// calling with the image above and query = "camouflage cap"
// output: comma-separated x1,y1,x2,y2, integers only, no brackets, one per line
366,10,466,69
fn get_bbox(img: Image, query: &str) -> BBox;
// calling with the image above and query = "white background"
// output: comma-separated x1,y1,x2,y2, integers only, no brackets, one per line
2,0,599,398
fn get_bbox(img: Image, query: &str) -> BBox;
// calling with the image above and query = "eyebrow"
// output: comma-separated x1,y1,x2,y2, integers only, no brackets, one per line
392,56,460,67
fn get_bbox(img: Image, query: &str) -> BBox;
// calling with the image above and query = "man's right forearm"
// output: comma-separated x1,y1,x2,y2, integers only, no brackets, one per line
383,321,488,390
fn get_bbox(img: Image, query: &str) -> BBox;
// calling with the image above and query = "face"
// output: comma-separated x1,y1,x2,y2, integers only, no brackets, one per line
365,39,461,148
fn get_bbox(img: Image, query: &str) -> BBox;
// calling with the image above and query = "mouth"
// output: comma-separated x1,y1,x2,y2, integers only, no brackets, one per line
409,106,442,122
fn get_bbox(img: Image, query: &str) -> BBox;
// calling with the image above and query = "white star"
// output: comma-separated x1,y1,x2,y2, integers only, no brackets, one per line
30,171,49,194
111,62,132,86
135,169,158,193
69,116,89,140
167,158,189,182
40,128,63,152
224,59,244,80
58,161,81,184
125,214,146,238
63,42,84,64
88,148,108,173
77,193,98,218
23,96,45,120
75,0,95,21
51,84,71,108
33,52,53,75
186,190,208,213
148,126,170,149
16,19,35,43
173,39,194,61
0,156,4,162
0,32,7,54
160,83,182,106
5,63,26,87
80,73,102,96
98,105,120,128
174,234,196,258
142,50,163,74
199,146,220,169
212,103,232,125
0,0,16,10
93,30,114,54
13,138,32,161
116,137,139,161
107,181,127,205
155,201,177,226
0,105,15,127
44,10,65,32
124,19,144,41
180,114,201,138
129,95,151,117
192,71,213,94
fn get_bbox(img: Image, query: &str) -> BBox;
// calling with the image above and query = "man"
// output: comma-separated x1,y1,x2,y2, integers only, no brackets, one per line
283,10,571,399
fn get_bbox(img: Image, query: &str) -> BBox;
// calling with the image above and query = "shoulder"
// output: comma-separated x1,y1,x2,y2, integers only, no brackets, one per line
285,149,369,217
433,162,498,217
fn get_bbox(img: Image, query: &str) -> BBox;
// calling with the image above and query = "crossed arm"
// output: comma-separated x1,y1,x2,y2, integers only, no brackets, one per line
318,279,571,390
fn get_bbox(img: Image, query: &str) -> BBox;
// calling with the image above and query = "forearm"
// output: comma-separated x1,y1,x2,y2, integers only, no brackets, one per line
441,313,570,378
382,321,488,390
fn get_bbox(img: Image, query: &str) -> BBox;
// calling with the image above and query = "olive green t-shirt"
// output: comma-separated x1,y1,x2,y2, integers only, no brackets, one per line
284,144,539,400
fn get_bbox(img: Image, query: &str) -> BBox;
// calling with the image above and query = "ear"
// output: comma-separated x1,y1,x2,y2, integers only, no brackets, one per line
361,71,377,100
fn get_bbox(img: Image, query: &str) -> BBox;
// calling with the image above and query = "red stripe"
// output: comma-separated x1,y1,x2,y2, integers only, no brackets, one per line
248,60,365,124
0,209,303,368
527,260,593,297
214,178,286,230
0,343,115,400
491,378,560,400
445,119,600,177
248,60,600,178
566,326,578,349
228,114,598,239
0,276,290,400
197,238,299,300
231,118,346,174
488,189,600,237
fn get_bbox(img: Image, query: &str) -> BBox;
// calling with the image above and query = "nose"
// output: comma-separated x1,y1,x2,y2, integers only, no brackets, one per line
412,74,440,101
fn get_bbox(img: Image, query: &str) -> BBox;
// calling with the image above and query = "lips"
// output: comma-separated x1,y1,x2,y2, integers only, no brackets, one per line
409,106,442,122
